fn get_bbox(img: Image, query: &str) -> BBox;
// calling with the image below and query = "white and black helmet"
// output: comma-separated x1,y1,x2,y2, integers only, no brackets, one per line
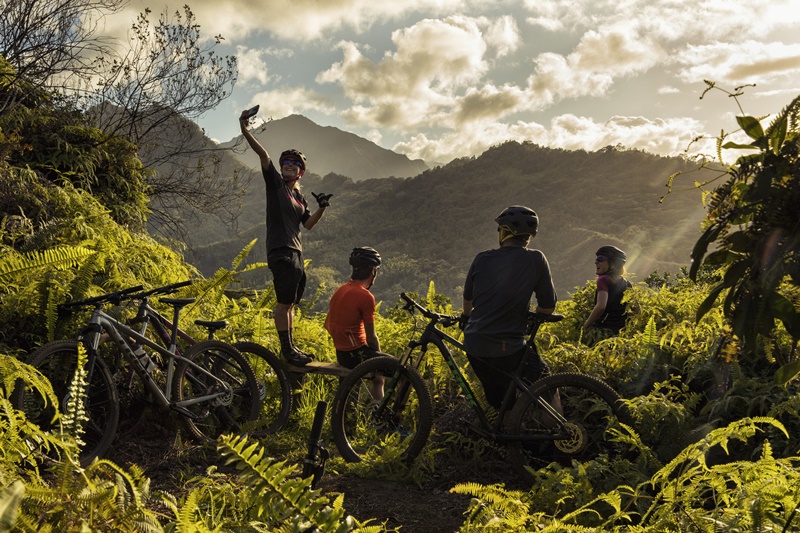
495,206,539,236
349,247,382,268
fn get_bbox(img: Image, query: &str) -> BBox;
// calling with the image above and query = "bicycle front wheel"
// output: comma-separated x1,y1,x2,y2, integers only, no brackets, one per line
233,341,292,435
507,372,628,482
13,340,120,465
331,356,433,464
173,340,259,442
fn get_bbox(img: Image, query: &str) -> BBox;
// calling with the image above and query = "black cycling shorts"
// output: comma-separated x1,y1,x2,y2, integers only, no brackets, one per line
268,248,306,305
336,345,389,369
467,348,526,409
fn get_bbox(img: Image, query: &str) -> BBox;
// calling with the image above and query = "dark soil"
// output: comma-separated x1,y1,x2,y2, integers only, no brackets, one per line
106,402,527,533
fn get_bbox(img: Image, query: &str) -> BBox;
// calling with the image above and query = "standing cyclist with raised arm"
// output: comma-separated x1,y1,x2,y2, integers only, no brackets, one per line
460,206,557,410
239,109,333,366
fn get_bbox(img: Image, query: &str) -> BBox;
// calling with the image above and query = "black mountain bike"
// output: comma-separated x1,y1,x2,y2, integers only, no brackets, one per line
330,293,629,482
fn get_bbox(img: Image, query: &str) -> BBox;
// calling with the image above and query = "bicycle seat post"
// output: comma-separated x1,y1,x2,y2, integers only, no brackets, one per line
159,298,195,352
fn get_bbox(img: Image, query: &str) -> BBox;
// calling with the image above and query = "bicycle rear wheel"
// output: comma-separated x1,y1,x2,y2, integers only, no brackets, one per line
331,356,433,463
13,340,120,466
233,341,292,435
173,340,259,442
507,373,628,483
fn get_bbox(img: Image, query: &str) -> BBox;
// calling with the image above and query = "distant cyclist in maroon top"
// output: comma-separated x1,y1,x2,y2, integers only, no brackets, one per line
583,245,631,344
325,247,391,399
239,108,333,366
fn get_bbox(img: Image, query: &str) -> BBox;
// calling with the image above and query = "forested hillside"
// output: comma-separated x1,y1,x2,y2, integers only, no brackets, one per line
189,141,709,307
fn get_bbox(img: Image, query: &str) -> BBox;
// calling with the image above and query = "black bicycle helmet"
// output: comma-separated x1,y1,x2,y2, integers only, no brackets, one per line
349,247,382,268
279,149,307,170
596,245,627,264
495,205,539,236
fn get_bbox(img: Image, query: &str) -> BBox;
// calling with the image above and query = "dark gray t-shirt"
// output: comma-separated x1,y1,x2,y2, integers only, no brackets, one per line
263,161,310,254
463,246,557,358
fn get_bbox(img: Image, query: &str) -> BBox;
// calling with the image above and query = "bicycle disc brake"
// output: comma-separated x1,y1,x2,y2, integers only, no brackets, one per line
554,422,588,454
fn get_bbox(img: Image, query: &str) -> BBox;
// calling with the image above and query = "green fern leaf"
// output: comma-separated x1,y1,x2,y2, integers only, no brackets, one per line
0,245,95,280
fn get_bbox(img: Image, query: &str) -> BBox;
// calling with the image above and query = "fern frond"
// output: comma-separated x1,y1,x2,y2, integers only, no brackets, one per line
0,245,95,280
60,344,89,453
0,480,24,530
218,434,355,532
231,238,257,270
451,482,530,527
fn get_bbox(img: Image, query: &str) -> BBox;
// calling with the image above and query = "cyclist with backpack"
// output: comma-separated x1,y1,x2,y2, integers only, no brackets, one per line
239,109,333,366
325,247,390,399
583,245,632,343
460,206,557,409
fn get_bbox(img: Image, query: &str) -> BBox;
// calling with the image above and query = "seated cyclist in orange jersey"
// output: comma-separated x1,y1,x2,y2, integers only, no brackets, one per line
324,247,391,399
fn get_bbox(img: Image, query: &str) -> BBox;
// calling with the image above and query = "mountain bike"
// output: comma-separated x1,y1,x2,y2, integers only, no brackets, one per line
330,293,629,482
112,281,292,437
14,285,260,465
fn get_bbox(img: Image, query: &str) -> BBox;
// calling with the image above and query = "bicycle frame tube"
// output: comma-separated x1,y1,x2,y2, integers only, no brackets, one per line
132,298,196,352
414,317,570,443
90,309,235,409
402,320,496,430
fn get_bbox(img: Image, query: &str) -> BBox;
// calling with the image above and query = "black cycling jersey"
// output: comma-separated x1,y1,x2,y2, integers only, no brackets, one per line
263,161,311,254
595,275,631,332
463,246,557,358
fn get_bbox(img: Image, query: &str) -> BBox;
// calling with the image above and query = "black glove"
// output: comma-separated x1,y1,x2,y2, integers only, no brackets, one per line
312,192,333,208
457,313,469,331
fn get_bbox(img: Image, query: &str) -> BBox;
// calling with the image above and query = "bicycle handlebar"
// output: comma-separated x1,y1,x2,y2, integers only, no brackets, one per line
57,280,193,314
58,285,145,311
400,292,565,331
124,280,193,301
399,292,461,327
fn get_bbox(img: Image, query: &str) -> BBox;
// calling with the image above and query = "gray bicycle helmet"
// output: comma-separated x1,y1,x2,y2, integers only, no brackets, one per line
279,149,307,170
596,245,626,264
349,247,382,268
495,205,539,236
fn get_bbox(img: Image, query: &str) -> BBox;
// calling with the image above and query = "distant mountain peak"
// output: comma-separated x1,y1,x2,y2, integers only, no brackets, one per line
221,114,428,181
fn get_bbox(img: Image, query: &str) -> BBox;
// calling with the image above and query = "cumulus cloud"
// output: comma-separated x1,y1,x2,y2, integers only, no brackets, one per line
675,41,800,84
452,85,526,124
247,87,335,118
317,16,490,129
485,16,521,58
394,114,708,163
235,46,288,85
111,0,475,41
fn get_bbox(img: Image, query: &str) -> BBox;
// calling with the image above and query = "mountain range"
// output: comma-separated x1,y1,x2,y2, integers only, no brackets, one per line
166,117,710,309
219,114,429,182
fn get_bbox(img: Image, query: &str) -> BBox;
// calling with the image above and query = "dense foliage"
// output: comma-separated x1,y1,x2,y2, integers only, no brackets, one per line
684,84,800,381
2,59,800,532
